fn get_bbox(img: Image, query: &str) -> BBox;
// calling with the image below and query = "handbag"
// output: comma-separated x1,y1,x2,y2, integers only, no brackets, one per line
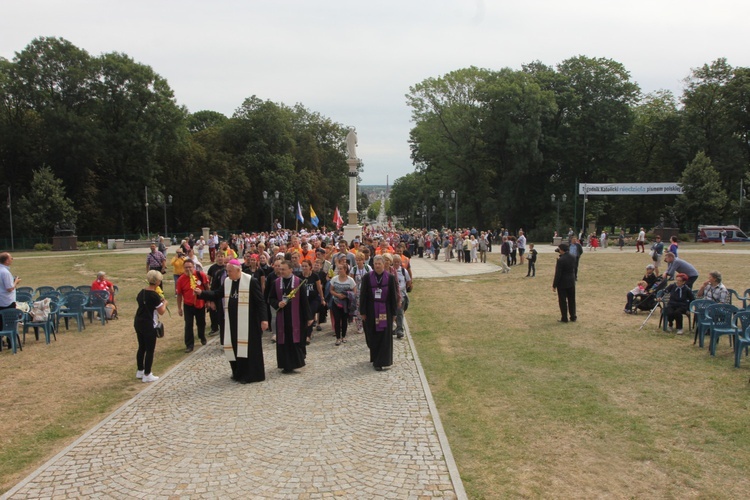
155,322,165,338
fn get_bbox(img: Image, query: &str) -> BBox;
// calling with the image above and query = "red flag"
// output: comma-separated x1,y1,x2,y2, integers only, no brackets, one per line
333,207,344,229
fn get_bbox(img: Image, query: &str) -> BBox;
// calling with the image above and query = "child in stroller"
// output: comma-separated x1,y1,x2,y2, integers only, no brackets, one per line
624,281,648,313
630,275,668,313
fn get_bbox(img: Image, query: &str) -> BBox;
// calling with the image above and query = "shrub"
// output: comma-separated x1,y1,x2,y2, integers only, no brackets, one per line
77,241,103,251
34,243,53,251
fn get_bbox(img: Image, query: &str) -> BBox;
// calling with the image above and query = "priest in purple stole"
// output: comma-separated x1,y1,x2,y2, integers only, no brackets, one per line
359,255,399,371
270,260,312,373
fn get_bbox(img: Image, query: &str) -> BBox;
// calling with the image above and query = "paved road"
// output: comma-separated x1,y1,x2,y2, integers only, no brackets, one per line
5,258,468,499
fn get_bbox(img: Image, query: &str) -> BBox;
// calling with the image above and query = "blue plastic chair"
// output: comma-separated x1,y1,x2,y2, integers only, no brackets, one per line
659,292,692,332
34,286,55,299
0,308,23,354
705,303,739,356
689,299,714,347
76,285,91,295
58,293,87,331
84,290,110,325
16,286,34,296
23,301,58,345
56,285,76,295
15,291,33,304
735,324,750,368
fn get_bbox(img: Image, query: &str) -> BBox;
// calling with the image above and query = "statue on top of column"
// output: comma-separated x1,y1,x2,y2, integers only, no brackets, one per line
346,127,358,160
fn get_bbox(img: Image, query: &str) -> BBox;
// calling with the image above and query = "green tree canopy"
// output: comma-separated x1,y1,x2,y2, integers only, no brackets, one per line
16,166,78,237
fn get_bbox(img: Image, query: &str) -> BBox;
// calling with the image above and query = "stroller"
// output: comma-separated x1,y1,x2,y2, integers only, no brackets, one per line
630,276,668,314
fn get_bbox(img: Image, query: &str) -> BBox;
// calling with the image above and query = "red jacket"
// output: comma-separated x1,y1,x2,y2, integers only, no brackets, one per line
176,271,208,308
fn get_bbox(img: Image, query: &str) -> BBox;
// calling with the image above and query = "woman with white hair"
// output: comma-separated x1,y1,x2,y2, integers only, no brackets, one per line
134,271,168,383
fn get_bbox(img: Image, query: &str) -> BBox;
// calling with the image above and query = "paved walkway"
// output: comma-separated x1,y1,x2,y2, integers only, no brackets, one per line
5,258,469,499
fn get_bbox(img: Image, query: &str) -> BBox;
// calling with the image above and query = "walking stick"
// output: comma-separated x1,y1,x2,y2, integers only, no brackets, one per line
639,299,662,331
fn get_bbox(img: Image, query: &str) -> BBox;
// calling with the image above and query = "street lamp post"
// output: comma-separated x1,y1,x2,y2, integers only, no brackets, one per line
551,193,567,236
157,194,172,237
580,184,588,238
451,190,457,229
439,190,449,228
145,186,150,240
263,190,280,231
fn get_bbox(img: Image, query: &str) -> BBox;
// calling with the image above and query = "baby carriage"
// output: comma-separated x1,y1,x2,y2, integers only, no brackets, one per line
631,276,668,314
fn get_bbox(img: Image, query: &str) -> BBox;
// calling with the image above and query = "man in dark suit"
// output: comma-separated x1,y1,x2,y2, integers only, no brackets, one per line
553,243,577,323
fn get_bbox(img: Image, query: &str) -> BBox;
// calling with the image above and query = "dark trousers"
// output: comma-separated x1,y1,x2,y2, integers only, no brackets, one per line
557,287,576,321
666,304,688,329
527,261,535,277
136,327,157,374
331,304,349,339
418,247,424,258
209,247,216,262
464,249,471,263
208,302,220,332
183,303,206,348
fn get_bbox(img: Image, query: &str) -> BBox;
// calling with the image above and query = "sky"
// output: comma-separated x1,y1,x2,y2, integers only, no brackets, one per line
2,0,748,185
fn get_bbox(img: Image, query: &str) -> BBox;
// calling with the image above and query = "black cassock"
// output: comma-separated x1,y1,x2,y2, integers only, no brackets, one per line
270,276,311,372
203,276,267,383
359,271,398,369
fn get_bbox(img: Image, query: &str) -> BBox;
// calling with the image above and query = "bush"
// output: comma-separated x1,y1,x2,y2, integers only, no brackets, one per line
34,243,52,251
77,241,102,251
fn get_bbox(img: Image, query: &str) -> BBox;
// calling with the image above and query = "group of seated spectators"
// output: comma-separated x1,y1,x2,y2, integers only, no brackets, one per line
622,249,731,335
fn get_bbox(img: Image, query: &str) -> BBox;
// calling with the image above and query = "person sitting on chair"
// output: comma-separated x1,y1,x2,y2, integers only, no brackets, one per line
696,270,729,304
663,273,694,334
91,271,116,304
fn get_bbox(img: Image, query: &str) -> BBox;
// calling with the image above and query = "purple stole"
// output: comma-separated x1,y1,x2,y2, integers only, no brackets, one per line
370,271,389,331
276,275,302,344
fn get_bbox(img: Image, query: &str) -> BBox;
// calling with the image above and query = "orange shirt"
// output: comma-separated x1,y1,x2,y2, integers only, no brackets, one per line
375,245,395,255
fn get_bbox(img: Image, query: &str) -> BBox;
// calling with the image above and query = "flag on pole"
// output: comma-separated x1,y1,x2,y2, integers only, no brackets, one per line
309,205,319,227
296,201,305,224
333,206,344,230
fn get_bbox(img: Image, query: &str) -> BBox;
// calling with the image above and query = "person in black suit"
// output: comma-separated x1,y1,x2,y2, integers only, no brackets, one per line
552,243,577,323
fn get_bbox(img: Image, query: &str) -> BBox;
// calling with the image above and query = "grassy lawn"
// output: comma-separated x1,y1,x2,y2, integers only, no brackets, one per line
409,245,750,498
3,246,750,497
0,252,189,494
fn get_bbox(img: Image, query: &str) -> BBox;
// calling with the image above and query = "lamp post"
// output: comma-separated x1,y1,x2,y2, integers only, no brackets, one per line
263,190,280,231
420,204,426,229
144,186,150,240
451,190,457,229
551,193,567,236
157,194,172,237
439,190,449,228
580,184,588,238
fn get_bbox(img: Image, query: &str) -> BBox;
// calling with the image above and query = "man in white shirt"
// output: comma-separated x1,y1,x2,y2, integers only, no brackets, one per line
637,228,646,253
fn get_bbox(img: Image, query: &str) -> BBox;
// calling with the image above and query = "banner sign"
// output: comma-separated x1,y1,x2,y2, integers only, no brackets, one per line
578,183,683,195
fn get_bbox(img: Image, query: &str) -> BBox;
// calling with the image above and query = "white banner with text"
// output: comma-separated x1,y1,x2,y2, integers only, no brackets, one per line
578,183,683,195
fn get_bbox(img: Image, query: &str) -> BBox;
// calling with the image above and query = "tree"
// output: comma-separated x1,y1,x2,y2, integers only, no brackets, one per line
406,67,494,226
16,166,78,237
674,152,727,229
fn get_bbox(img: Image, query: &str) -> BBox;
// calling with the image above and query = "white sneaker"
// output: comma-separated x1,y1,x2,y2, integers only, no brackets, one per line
676,329,684,335
142,373,159,383
136,370,144,379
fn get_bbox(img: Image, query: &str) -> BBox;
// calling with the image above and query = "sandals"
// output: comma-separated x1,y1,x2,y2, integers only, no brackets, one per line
342,338,347,343
335,339,341,346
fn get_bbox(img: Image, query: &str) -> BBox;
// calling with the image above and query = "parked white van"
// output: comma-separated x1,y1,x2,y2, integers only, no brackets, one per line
697,225,750,243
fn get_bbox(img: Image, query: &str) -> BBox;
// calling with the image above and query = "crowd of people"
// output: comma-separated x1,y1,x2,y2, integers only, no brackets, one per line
139,227,420,383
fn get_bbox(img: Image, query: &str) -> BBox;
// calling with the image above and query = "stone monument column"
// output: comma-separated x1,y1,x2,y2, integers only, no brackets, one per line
343,128,362,242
